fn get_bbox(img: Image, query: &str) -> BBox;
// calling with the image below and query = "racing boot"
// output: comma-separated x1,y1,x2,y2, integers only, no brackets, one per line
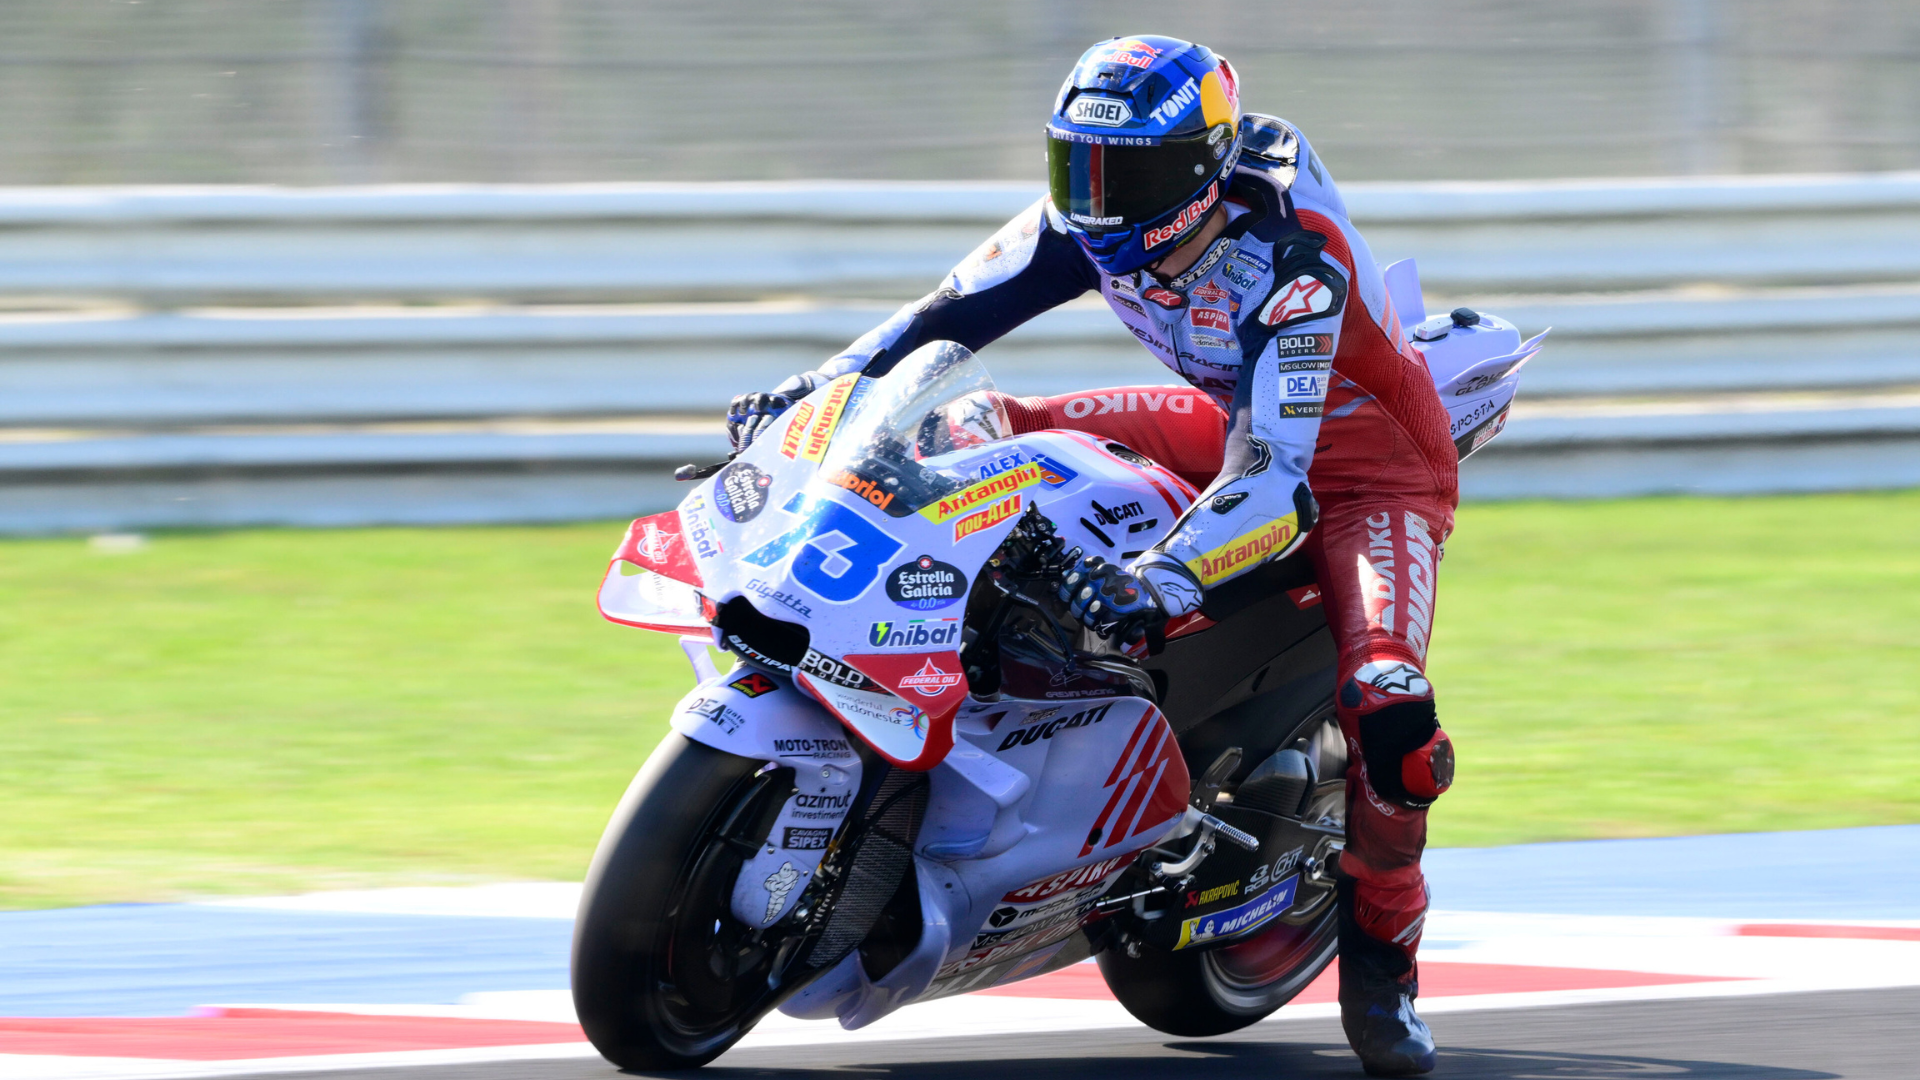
1337,877,1437,1077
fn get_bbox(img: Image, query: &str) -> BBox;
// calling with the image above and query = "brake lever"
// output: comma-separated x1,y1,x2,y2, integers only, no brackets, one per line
674,460,730,481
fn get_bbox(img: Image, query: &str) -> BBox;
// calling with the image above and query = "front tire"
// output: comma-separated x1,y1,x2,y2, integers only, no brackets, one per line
570,733,790,1070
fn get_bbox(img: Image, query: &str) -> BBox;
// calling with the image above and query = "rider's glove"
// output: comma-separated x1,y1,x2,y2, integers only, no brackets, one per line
727,370,828,451
1058,551,1170,647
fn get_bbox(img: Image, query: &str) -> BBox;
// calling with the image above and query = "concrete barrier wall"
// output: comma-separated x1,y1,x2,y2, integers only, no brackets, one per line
4,176,1917,532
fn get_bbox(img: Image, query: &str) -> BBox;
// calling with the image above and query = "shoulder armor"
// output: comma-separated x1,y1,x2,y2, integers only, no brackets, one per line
1237,114,1300,186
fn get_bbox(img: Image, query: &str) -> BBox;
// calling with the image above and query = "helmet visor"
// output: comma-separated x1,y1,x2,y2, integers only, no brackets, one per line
1048,131,1225,232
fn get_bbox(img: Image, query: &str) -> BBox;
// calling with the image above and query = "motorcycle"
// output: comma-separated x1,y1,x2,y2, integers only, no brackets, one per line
573,262,1545,1069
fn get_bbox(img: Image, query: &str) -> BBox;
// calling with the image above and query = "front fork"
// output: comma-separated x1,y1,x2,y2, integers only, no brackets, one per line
665,656,864,929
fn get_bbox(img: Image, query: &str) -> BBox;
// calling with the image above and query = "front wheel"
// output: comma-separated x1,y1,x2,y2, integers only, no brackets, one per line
571,733,795,1069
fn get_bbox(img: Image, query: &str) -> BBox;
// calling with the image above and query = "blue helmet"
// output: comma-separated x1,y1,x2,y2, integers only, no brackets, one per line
1047,36,1243,276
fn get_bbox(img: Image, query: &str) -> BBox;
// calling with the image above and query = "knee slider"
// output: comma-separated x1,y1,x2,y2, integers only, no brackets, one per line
1357,698,1454,810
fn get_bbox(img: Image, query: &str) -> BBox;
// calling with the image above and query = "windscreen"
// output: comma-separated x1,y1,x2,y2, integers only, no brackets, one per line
813,341,1006,516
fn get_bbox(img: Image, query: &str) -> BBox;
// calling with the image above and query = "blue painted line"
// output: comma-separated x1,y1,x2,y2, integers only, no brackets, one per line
0,905,569,1018
1424,824,1920,920
4,826,1917,1019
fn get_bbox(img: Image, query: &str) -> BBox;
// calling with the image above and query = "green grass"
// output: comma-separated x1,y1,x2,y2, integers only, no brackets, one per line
2,491,1916,909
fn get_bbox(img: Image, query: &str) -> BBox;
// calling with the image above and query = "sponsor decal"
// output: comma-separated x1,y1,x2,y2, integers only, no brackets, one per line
713,461,773,523
793,375,862,463
937,918,1083,980
1173,874,1300,949
729,672,779,698
762,862,804,922
1284,373,1329,400
1129,325,1173,354
1048,129,1157,147
887,555,967,611
867,617,961,649
1188,513,1300,585
682,509,723,560
1189,334,1237,351
1186,880,1239,907
745,577,814,619
995,701,1115,750
825,467,896,513
1259,272,1341,328
1059,390,1197,419
1112,294,1147,316
1231,249,1272,273
1209,491,1250,514
1279,403,1323,419
1190,281,1230,304
798,648,875,689
1221,262,1259,291
1079,709,1187,857
804,680,929,744
1146,76,1198,125
1108,275,1138,296
953,493,1022,542
1190,307,1230,332
1168,237,1232,290
1143,181,1218,249
974,450,1029,481
1141,289,1185,314
1272,334,1333,358
771,736,854,759
1091,499,1144,526
1247,845,1305,891
897,658,964,698
1454,369,1508,396
1068,213,1123,227
920,462,1045,523
777,401,815,459
1066,95,1132,126
725,633,794,674
793,790,855,812
782,827,833,850
1287,583,1322,608
1034,453,1079,487
1003,860,1130,909
686,696,745,735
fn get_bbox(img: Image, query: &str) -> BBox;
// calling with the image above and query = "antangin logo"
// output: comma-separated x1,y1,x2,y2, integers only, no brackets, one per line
1188,513,1299,585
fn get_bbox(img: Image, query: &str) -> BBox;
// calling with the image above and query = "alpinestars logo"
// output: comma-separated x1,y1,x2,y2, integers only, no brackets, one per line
1260,273,1339,327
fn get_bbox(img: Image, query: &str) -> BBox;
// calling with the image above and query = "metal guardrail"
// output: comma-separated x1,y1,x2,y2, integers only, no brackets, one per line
3,176,1918,532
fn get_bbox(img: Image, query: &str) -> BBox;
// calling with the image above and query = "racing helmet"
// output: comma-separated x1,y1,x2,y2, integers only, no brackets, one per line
1047,36,1242,276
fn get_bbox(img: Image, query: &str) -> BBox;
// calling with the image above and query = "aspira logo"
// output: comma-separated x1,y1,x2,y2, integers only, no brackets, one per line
868,618,961,649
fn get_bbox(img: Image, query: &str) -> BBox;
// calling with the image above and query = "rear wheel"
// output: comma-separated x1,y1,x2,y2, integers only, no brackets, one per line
1097,708,1346,1036
570,734,798,1069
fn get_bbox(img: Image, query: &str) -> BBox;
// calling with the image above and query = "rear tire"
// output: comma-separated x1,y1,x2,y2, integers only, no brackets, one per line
570,733,790,1070
1097,707,1345,1036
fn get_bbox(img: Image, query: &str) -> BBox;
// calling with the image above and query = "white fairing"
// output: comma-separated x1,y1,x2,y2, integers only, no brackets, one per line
780,695,1191,1027
1386,258,1549,459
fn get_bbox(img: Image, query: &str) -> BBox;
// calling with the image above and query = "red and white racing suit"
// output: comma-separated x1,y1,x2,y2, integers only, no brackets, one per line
822,117,1457,986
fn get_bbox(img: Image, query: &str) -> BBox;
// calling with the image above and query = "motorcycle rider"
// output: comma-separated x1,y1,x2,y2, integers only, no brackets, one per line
727,36,1454,1077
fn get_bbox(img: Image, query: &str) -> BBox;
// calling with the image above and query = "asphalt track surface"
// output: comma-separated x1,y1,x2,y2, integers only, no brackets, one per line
207,987,1918,1080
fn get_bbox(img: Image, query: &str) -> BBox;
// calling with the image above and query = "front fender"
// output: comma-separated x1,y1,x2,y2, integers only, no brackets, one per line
668,666,864,928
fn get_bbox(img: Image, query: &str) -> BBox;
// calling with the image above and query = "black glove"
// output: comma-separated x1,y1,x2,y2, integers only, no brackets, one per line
1057,550,1167,645
727,370,828,451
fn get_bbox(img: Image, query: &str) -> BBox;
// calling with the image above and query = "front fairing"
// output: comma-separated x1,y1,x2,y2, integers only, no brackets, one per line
681,343,1077,770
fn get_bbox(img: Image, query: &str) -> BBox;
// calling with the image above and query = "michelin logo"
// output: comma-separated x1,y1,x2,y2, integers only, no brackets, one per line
1173,874,1300,950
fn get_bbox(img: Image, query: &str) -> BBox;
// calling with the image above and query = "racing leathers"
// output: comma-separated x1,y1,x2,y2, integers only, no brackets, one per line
819,118,1458,998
